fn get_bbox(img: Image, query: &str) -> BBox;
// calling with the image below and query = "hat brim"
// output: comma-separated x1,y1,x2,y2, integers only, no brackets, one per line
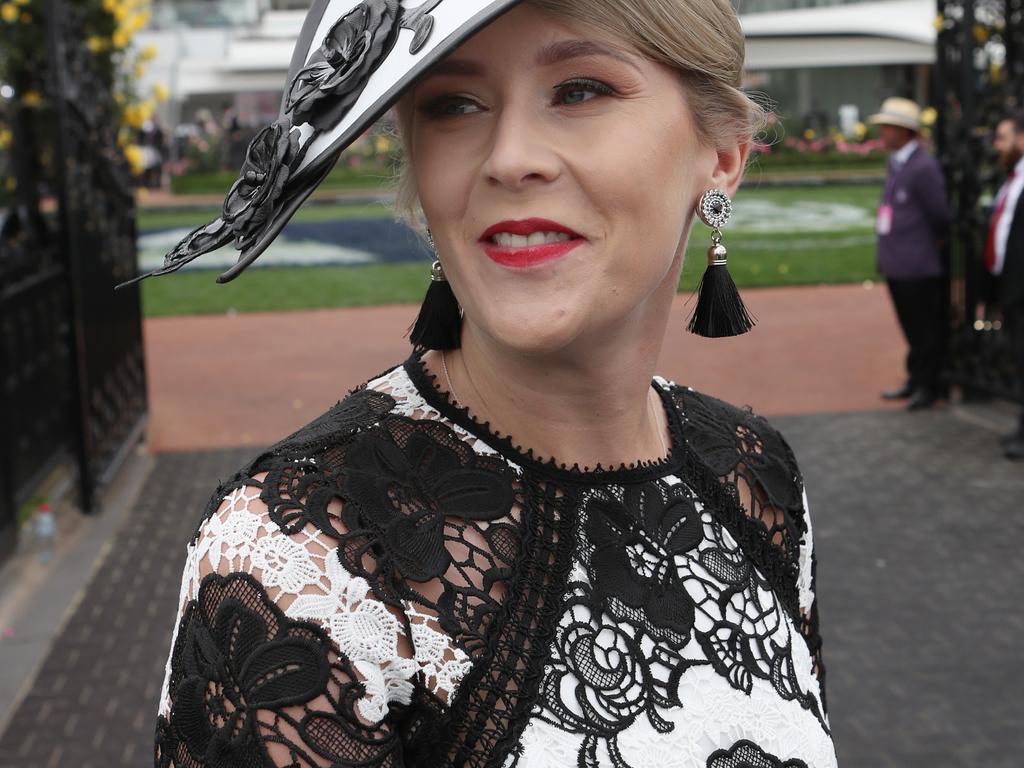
866,113,920,132
123,0,525,287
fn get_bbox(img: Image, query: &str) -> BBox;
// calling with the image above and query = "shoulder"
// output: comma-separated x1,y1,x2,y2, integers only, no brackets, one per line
908,149,944,179
667,383,805,517
187,366,404,543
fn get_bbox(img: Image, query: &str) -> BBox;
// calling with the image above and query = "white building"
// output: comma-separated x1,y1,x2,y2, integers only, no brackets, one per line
138,0,937,132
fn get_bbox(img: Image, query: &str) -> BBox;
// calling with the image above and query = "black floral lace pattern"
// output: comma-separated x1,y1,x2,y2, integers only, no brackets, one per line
157,361,831,768
707,740,809,768
156,573,403,768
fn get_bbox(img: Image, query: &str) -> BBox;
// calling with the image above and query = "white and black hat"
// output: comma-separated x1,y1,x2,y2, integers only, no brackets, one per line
120,0,523,288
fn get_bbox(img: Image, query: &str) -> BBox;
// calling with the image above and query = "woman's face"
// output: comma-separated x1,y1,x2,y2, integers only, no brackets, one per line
405,4,742,356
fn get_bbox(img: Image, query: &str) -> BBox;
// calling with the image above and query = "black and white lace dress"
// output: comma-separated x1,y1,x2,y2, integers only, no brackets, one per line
155,354,837,768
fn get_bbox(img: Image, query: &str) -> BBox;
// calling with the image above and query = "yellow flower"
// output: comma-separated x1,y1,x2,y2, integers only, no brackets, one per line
130,10,150,31
973,24,988,44
133,62,146,79
152,83,169,103
933,14,944,32
21,90,41,107
1,4,18,23
112,28,129,48
124,144,144,175
803,129,816,140
122,104,143,128
0,128,11,150
19,11,30,22
5,177,16,192
101,0,117,13
140,44,158,62
920,107,937,126
113,5,128,23
854,121,867,140
86,36,107,53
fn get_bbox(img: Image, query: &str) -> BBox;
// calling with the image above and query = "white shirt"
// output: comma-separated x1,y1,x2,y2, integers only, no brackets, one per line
892,139,920,170
993,155,1024,276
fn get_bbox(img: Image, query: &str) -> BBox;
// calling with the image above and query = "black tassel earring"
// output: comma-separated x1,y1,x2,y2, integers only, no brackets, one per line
687,189,755,338
409,229,463,349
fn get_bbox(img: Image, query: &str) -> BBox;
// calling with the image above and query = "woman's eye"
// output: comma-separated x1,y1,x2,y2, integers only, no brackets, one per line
554,78,615,106
421,96,481,118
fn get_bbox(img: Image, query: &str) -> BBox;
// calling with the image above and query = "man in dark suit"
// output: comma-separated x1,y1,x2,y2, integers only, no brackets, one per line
989,112,1024,459
871,98,952,411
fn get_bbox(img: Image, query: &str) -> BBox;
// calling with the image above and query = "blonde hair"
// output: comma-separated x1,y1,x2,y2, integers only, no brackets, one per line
391,0,765,231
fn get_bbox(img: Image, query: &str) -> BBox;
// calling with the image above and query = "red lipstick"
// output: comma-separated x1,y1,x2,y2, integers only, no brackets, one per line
479,218,585,269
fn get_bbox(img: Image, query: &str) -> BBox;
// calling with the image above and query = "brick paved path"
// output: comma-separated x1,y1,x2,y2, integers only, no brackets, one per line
0,449,251,768
1,409,1020,766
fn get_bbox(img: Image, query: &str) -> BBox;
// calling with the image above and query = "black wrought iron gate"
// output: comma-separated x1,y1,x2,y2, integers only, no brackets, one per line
0,0,147,561
937,0,1024,400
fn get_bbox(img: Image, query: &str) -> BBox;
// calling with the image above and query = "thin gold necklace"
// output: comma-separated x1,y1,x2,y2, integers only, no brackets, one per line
440,350,668,458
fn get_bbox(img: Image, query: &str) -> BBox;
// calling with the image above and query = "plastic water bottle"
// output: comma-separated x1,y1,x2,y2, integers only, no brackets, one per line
34,503,55,563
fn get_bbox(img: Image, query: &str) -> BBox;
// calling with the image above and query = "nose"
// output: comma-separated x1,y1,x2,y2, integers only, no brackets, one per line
481,103,562,191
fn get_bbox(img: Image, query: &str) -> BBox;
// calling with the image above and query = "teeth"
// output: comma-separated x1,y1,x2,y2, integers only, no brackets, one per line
492,231,573,247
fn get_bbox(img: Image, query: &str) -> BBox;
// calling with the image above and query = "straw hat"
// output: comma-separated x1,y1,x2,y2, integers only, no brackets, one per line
120,0,525,287
867,97,922,132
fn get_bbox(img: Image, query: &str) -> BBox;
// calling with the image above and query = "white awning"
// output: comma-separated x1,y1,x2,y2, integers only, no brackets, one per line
742,0,937,68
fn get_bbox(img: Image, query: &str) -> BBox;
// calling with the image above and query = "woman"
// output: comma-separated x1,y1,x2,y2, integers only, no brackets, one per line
151,1,835,766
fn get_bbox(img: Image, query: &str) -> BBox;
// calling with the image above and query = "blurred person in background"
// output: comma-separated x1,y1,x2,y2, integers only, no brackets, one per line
871,97,952,411
987,111,1024,460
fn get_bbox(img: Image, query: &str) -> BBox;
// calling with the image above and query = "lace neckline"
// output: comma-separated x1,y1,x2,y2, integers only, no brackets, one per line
402,351,687,486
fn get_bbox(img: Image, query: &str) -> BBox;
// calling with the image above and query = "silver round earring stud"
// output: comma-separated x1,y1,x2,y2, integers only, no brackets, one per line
697,189,733,230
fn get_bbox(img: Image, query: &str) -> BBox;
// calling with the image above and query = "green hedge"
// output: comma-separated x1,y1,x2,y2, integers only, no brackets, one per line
169,163,398,195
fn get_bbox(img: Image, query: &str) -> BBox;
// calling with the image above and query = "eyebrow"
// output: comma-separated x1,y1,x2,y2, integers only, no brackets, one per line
537,39,642,73
421,39,643,80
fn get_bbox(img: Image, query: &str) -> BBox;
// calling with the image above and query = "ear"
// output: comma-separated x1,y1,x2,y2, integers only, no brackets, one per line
708,140,751,198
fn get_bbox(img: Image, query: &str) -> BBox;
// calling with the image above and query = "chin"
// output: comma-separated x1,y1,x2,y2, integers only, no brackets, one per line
474,306,585,357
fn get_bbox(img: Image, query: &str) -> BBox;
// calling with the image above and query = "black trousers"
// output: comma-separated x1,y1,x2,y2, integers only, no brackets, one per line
886,277,947,393
1003,302,1024,434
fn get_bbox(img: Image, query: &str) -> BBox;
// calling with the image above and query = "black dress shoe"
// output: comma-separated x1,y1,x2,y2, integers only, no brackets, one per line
881,382,915,400
906,389,936,411
1005,437,1024,461
1000,431,1024,448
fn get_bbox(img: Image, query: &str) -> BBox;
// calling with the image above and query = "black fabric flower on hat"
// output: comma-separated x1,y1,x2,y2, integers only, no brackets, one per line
286,0,403,130
222,119,303,250
586,484,703,645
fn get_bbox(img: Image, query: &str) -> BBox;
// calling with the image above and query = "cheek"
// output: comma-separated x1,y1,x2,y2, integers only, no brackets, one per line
587,129,698,280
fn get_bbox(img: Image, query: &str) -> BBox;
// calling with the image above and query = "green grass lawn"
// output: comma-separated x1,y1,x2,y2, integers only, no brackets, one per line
141,182,883,318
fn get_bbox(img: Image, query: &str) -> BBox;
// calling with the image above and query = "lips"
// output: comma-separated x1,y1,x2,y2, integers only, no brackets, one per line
479,218,585,269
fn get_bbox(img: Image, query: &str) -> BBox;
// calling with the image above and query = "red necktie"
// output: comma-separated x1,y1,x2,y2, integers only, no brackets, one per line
985,170,1017,273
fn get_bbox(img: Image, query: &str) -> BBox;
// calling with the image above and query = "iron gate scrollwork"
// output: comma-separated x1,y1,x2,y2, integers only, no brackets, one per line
936,0,1024,401
0,0,147,559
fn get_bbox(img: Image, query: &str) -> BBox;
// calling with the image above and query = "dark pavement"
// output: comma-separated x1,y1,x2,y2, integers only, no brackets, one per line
0,407,1021,767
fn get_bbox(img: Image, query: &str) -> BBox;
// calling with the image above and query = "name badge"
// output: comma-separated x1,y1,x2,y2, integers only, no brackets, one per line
877,204,893,236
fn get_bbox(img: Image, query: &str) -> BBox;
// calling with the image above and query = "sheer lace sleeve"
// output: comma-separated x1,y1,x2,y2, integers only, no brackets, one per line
795,489,827,709
155,473,427,767
674,386,827,706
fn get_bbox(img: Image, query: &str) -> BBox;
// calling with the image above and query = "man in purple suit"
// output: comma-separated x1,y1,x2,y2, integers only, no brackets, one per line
870,98,952,411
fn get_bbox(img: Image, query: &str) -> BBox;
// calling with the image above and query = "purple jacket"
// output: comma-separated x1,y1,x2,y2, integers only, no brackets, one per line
876,145,952,280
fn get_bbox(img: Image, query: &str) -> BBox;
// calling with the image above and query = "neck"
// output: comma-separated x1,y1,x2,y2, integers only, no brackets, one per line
426,284,676,470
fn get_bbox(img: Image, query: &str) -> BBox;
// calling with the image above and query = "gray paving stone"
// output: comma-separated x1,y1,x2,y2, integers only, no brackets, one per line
0,408,1019,766
775,408,1024,768
0,448,252,768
